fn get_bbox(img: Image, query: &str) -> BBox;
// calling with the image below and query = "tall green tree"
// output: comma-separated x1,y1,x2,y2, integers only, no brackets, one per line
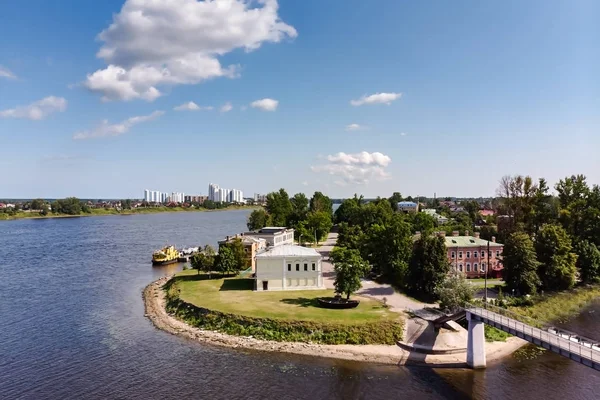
334,194,363,224
288,193,309,233
214,246,237,276
191,245,216,277
388,192,403,211
502,232,541,295
265,189,293,227
309,191,333,216
331,247,370,300
574,240,600,284
247,209,271,231
408,212,436,234
364,214,412,282
219,238,246,271
406,235,450,300
336,222,366,253
30,198,45,210
304,211,333,244
535,224,578,290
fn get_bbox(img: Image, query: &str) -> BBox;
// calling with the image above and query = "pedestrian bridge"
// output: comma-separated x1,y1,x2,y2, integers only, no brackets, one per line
465,303,600,370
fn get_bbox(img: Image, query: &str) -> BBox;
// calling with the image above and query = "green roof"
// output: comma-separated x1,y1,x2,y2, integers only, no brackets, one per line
444,236,503,248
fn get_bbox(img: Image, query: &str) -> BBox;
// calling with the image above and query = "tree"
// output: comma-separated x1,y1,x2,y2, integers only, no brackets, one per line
334,194,363,224
336,222,365,253
192,248,215,277
247,209,270,231
574,240,600,284
304,211,333,244
265,189,292,227
463,200,480,225
214,246,237,276
30,198,45,210
388,192,403,211
288,193,309,234
408,212,436,234
406,235,450,300
435,272,475,312
219,238,246,271
502,232,541,295
364,214,412,282
309,191,333,216
535,224,578,291
40,205,49,216
331,247,370,300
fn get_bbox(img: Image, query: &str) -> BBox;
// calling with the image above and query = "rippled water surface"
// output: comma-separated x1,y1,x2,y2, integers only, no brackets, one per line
1,211,599,399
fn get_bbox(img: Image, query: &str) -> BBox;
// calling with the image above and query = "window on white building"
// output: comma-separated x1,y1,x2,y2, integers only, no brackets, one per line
304,263,308,271
296,263,299,271
466,263,471,272
312,263,316,271
287,263,291,271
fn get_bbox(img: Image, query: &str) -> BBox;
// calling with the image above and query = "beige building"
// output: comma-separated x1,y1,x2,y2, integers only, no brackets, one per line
254,245,323,291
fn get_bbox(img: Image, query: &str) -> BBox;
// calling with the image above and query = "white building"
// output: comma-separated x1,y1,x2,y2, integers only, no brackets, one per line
254,245,323,291
144,189,165,203
243,227,294,247
216,188,228,203
397,201,419,213
230,189,243,203
170,192,184,203
208,183,220,202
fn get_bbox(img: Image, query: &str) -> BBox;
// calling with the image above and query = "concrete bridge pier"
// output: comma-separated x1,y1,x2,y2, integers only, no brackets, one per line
466,312,486,369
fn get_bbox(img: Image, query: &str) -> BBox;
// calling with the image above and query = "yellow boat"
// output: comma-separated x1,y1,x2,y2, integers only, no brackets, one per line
152,245,179,265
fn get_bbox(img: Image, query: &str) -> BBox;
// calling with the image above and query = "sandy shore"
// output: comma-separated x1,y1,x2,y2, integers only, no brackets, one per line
143,276,528,367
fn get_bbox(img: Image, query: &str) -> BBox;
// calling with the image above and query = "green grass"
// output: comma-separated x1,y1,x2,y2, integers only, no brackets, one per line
509,285,600,324
164,271,404,345
174,270,397,324
485,325,510,342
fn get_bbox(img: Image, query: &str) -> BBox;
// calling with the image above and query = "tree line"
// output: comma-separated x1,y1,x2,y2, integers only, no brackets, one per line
247,189,334,244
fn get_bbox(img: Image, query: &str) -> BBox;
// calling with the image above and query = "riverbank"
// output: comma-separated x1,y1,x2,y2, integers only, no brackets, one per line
0,205,258,221
143,276,527,367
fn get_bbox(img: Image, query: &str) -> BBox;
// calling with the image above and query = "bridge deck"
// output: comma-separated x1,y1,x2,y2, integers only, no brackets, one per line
467,306,600,369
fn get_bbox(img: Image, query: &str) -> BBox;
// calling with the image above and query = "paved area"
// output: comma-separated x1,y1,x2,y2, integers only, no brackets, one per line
317,232,434,312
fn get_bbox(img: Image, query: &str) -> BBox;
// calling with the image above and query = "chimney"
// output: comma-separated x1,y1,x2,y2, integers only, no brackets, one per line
474,232,480,239
437,231,446,238
452,231,459,237
226,235,230,240
464,230,469,237
492,236,496,243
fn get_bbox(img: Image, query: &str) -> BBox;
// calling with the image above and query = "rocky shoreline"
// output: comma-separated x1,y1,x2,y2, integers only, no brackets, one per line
143,276,527,367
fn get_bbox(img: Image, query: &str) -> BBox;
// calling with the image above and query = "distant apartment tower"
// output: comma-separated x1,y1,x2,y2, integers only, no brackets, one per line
144,189,165,203
230,189,243,203
254,193,267,203
169,192,185,203
208,183,220,202
217,188,229,203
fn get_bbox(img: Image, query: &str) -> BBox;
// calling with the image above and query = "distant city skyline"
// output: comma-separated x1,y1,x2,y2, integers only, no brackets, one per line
1,1,598,199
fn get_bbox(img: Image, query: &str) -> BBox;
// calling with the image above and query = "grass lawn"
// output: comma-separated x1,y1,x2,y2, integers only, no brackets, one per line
467,278,505,288
174,270,399,324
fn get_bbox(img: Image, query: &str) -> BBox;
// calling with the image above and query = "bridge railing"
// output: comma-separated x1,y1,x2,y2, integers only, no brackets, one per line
466,303,600,365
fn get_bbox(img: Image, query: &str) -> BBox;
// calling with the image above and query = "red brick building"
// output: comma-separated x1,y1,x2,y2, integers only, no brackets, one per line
443,231,503,278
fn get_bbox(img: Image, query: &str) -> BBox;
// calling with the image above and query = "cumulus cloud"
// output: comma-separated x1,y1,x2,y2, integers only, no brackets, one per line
311,151,392,186
345,123,364,131
220,102,233,113
84,0,297,101
0,65,16,79
0,96,67,120
350,92,401,106
173,101,213,111
250,98,278,111
73,110,164,140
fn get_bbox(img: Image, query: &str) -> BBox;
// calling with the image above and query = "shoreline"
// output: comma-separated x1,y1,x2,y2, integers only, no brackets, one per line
0,206,258,222
143,276,527,367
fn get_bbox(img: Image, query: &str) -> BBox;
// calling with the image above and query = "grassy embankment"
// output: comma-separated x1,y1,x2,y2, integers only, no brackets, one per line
164,270,404,345
0,205,257,221
484,284,600,342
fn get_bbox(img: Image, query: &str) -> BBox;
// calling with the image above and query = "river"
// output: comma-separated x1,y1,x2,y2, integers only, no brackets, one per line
0,210,598,399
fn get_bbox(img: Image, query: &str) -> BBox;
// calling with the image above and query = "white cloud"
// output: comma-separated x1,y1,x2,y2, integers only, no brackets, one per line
220,102,233,113
345,123,364,131
350,92,401,106
311,151,392,186
0,96,67,120
84,0,296,101
173,101,213,111
0,65,16,79
250,98,279,111
73,110,164,140
302,181,309,186
400,132,407,136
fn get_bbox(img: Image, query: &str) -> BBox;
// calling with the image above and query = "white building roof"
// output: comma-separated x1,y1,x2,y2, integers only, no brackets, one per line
255,244,321,258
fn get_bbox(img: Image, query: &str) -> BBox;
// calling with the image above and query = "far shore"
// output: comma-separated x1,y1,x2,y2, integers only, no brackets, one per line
143,275,527,367
0,205,258,222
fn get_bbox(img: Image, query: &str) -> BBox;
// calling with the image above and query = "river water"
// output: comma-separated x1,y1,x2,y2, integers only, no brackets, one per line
0,210,598,399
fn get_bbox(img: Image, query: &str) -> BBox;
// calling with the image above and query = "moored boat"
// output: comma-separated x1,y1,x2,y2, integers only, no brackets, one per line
152,245,179,265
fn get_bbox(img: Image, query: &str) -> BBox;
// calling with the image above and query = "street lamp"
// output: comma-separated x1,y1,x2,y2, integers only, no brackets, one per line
485,240,490,305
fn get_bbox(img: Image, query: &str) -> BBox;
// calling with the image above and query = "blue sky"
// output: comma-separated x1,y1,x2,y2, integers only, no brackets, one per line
1,0,598,199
